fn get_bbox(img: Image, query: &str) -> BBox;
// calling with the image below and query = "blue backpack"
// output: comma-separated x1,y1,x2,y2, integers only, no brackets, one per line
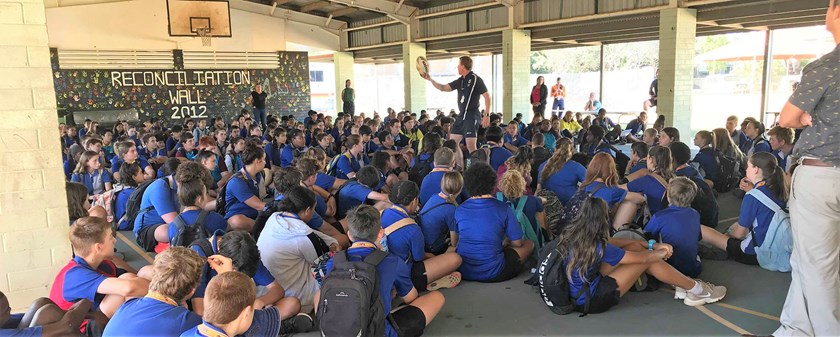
746,189,793,272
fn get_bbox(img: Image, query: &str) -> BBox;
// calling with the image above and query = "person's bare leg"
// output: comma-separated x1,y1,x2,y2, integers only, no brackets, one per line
39,299,91,337
228,215,255,232
449,134,466,168
98,294,126,318
607,261,694,296
397,291,445,326
422,252,462,282
511,240,535,263
613,201,639,229
154,224,169,243
465,137,477,154
318,225,349,248
19,297,54,328
136,265,154,281
700,225,730,251
645,260,696,291
274,297,301,320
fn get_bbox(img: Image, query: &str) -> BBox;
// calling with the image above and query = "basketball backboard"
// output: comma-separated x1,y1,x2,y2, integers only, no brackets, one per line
167,0,232,38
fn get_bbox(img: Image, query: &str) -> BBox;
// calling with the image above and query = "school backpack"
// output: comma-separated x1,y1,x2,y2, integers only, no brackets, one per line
497,193,543,257
90,184,128,230
466,145,492,169
612,224,658,292
215,172,243,215
524,239,591,316
557,184,605,231
316,250,387,337
169,211,211,247
121,178,158,229
712,150,740,193
326,152,352,177
746,189,793,272
408,154,435,187
537,189,563,238
679,174,720,227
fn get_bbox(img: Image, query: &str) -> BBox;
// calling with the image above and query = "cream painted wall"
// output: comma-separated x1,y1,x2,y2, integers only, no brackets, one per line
45,0,339,53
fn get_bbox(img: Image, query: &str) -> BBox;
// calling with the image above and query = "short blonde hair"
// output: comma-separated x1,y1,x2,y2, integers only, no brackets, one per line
434,147,454,166
440,171,463,204
150,247,205,302
500,170,526,199
667,177,697,207
70,216,111,256
203,271,256,325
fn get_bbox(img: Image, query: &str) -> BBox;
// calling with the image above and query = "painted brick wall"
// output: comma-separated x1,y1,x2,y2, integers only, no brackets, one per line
503,29,531,122
0,0,73,310
658,8,697,135
402,42,427,114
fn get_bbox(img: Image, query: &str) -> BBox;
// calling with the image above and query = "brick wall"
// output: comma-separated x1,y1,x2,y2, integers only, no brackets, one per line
0,0,72,310
502,29,531,122
658,8,697,135
402,42,427,114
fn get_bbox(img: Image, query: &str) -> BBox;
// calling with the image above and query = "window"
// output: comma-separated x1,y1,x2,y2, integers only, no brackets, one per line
531,45,602,118
602,40,658,117
310,70,324,82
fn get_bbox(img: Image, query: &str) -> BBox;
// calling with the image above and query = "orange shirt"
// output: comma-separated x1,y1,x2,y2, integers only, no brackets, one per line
551,84,566,99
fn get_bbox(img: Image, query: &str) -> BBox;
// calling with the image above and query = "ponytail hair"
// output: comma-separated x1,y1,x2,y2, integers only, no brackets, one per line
696,130,716,149
749,152,788,202
440,172,463,205
541,138,573,184
648,146,674,181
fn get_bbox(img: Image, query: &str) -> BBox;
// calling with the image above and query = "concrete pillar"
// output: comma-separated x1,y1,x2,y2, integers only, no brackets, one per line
658,8,696,134
502,29,531,122
0,0,73,310
402,42,426,114
333,51,354,115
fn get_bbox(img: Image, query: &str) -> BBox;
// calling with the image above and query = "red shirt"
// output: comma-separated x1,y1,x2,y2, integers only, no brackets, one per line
532,86,541,104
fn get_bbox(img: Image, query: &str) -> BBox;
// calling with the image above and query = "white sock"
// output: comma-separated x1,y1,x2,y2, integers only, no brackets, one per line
689,281,704,295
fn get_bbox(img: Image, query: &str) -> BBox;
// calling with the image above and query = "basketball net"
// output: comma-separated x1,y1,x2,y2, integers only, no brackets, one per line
196,27,212,47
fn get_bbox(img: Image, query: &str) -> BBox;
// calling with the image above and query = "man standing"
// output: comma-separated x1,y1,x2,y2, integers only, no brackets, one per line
423,56,490,154
644,70,658,112
551,77,566,116
250,84,268,131
772,2,840,336
341,79,355,117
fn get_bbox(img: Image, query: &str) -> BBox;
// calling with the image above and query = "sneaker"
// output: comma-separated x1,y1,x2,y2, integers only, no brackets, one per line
279,313,315,336
684,281,726,306
427,271,462,291
674,286,686,300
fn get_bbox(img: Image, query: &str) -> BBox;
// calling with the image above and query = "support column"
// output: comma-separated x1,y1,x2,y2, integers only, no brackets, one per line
658,8,696,134
0,0,73,310
502,29,531,122
333,51,354,115
402,42,426,113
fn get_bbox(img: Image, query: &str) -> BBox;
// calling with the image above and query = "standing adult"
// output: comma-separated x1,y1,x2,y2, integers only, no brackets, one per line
250,83,268,131
423,56,491,154
772,2,840,336
644,70,658,112
341,79,355,117
550,77,566,116
530,76,548,119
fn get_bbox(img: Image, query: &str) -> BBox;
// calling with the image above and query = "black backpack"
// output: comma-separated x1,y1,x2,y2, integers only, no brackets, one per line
121,178,159,228
170,211,210,247
557,184,605,231
525,239,591,316
215,172,243,215
316,250,387,337
712,150,740,193
679,174,720,227
466,145,491,169
408,154,435,187
326,153,352,177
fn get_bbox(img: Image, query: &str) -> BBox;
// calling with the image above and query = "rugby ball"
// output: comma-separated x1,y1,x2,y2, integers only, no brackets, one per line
416,56,429,78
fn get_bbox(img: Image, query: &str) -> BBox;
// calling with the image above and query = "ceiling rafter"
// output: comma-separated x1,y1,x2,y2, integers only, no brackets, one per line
321,0,418,24
228,0,347,35
300,1,330,13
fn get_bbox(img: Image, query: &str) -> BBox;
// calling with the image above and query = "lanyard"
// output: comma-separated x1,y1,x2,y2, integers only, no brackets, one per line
753,180,766,188
240,168,259,195
145,290,178,306
389,205,410,216
277,211,301,220
350,241,378,249
469,194,494,200
197,323,229,337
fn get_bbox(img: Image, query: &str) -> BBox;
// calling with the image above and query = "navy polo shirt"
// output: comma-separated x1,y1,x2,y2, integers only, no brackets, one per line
336,181,372,219
645,206,702,278
280,145,304,168
692,148,720,180
538,160,586,204
504,134,528,148
335,153,361,179
103,296,201,337
381,206,425,263
448,71,487,115
488,146,513,171
315,172,337,191
111,156,150,175
584,182,627,207
418,194,458,251
455,197,523,281
224,171,261,220
627,175,667,215
134,177,179,236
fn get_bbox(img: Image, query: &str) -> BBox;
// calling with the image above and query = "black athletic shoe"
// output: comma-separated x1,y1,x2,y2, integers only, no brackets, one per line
279,313,315,336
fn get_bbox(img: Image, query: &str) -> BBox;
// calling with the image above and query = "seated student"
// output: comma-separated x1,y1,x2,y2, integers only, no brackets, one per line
484,126,513,172
332,134,365,179
166,125,184,156
113,163,145,231
644,177,702,279
264,127,286,169
455,162,534,282
382,181,463,291
624,142,650,182
557,197,726,314
692,130,720,187
767,125,795,171
224,137,245,173
726,115,748,148
529,132,551,192
189,230,307,330
258,186,340,313
742,119,771,157
419,172,462,255
304,147,346,192
499,170,546,241
699,152,787,266
538,120,558,155
580,153,645,229
280,129,307,168
134,162,192,252
224,143,267,232
157,157,182,179
140,133,167,166
621,145,672,216
312,132,336,158
335,166,391,220
297,157,338,218
71,150,112,196
419,148,461,205
560,110,583,137
503,121,528,153
111,140,154,181
537,138,586,204
658,127,680,148
50,217,150,332
495,146,534,195
248,125,264,141
582,126,615,157
166,174,229,244
370,152,399,193
271,166,348,247
102,247,206,336
175,133,198,160
66,182,106,224
670,142,704,181
198,137,232,189
0,292,91,337
642,128,658,147
624,112,647,143
316,205,446,337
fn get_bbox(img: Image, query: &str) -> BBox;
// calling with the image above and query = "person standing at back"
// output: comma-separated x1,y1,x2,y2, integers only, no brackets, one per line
771,2,840,335
342,79,355,118
250,83,268,131
551,77,566,116
531,76,548,119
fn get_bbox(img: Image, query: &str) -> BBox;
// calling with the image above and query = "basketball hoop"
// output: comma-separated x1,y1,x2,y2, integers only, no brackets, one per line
196,27,212,47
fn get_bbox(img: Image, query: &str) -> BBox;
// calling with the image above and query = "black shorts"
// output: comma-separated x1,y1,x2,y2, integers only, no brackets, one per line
136,223,163,252
388,305,426,337
575,275,620,314
726,238,759,265
484,247,523,283
451,112,479,138
411,261,428,291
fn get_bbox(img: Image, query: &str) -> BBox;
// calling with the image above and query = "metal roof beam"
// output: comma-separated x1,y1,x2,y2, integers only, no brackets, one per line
300,1,330,13
322,0,418,24
228,0,347,35
329,6,359,17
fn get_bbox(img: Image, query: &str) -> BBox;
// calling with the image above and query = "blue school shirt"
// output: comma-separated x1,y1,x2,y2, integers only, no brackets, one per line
335,153,361,180
275,193,323,229
114,187,135,230
752,138,772,154
264,142,283,169
165,137,179,153
625,119,645,135
627,175,667,215
224,171,261,220
628,160,647,175
381,206,425,263
692,148,720,180
191,238,276,299
111,156,150,175
280,145,304,168
566,243,625,306
585,142,615,157
419,170,446,205
103,296,202,337
455,197,524,281
645,206,702,278
418,194,458,252
773,150,790,171
315,172,336,191
489,146,513,171
63,156,74,180
504,134,528,148
499,195,544,232
62,256,126,311
583,182,627,207
676,165,704,181
1,315,41,337
325,244,413,337
134,177,179,236
70,169,112,195
336,181,371,219
538,160,586,204
167,210,228,243
737,185,786,255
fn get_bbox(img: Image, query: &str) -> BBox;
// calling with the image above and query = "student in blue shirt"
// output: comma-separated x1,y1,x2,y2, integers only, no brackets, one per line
419,148,461,205
70,151,112,196
315,205,445,337
624,142,649,182
134,171,180,252
166,125,184,156
382,181,462,292
333,134,365,179
743,119,772,157
498,170,546,243
503,121,528,153
582,126,615,157
556,197,726,313
335,166,390,220
621,145,672,216
281,129,307,168
224,137,246,173
484,126,513,171
273,165,349,248
581,153,645,229
166,178,229,244
224,143,267,232
644,177,702,278
767,126,795,171
624,112,647,143
658,127,680,148
537,138,586,204
699,152,787,266
303,147,346,192
419,171,461,255
455,162,533,282
111,140,154,181
671,142,705,181
692,130,720,187
113,163,145,231
140,133,167,167
264,128,286,169
102,247,205,337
